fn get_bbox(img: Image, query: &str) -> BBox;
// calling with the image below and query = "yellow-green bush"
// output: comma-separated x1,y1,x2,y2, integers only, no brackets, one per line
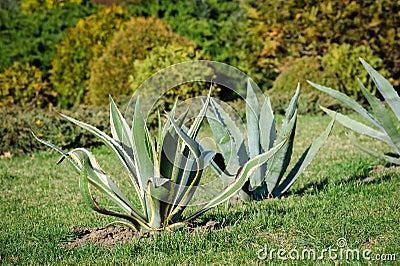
321,43,391,99
129,43,214,121
21,0,83,13
270,56,342,114
87,16,199,106
50,5,129,108
0,62,56,108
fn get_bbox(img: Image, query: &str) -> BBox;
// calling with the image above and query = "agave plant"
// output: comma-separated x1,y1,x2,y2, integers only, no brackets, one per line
34,93,287,232
207,79,334,201
308,58,400,165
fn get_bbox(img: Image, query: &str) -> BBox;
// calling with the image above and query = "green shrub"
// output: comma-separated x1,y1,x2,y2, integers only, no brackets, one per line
0,105,109,155
129,43,213,112
0,62,56,108
50,5,130,108
270,56,342,114
0,1,96,75
87,16,199,106
144,0,253,86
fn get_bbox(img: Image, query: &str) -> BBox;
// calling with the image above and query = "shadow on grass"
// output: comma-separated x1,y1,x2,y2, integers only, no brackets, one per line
291,163,398,197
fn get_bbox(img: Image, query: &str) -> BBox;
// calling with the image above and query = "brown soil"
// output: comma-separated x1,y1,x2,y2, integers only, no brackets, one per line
63,225,139,248
62,221,219,248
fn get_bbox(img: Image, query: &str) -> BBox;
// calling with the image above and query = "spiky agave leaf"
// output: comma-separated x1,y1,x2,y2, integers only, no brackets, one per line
308,57,400,164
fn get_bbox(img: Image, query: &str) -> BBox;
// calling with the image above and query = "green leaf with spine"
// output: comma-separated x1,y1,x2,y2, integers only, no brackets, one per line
207,79,334,201
33,93,287,232
308,57,400,165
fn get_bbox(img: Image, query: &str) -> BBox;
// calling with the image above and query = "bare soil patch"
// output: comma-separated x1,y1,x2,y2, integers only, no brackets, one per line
63,225,139,248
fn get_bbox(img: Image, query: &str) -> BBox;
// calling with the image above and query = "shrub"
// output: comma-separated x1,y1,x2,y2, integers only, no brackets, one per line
50,5,130,108
243,0,400,90
129,43,213,112
0,1,96,76
0,61,56,108
321,43,391,99
21,0,84,13
0,105,109,155
270,56,342,114
87,16,199,106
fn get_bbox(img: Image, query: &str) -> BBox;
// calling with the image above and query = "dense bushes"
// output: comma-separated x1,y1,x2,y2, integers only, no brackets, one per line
0,62,56,108
50,5,129,108
270,44,390,114
21,0,84,13
87,16,200,106
243,0,400,90
0,1,96,75
0,105,109,155
270,56,341,114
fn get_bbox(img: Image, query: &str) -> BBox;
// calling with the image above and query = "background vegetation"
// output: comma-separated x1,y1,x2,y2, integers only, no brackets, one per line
0,0,399,152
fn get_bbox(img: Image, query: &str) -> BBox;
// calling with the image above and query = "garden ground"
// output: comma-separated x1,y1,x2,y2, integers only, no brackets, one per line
1,114,399,265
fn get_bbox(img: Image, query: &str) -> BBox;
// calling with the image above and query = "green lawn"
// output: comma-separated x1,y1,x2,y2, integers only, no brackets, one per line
1,114,399,265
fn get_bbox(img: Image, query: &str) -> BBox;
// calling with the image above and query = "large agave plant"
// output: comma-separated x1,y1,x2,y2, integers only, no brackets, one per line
207,79,334,201
308,58,400,165
34,94,286,232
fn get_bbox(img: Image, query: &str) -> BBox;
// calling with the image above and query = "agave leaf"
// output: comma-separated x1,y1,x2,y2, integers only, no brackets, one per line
308,81,383,130
263,110,297,193
272,118,335,196
259,95,276,151
78,159,150,232
360,58,400,120
246,79,261,159
357,79,400,151
109,96,132,149
283,82,300,123
209,98,247,166
69,148,136,212
131,96,155,190
59,113,144,205
347,134,400,165
206,110,233,164
68,149,148,221
185,136,288,221
187,88,211,139
320,106,392,145
246,79,264,188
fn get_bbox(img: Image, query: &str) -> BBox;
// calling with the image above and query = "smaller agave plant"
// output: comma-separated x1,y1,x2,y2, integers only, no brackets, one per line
207,79,334,201
308,58,400,165
34,92,286,232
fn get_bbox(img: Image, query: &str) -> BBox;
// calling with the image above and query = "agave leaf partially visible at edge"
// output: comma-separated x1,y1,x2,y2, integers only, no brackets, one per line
308,57,400,164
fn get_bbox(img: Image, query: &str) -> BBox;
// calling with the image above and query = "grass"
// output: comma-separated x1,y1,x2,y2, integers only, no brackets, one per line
1,114,399,265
